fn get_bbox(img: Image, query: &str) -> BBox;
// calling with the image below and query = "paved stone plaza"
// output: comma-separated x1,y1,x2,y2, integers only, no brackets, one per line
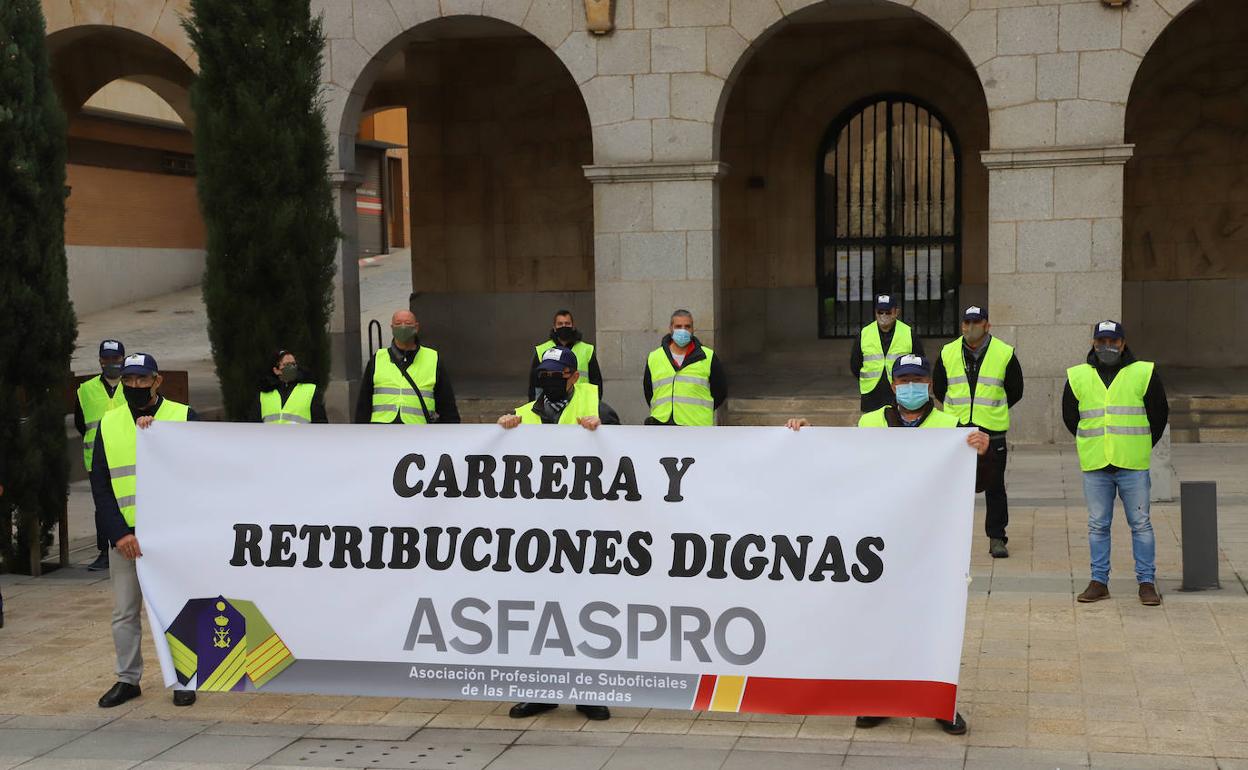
3,444,1247,769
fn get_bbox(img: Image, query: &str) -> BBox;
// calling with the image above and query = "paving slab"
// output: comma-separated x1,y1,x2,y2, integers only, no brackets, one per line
261,737,504,769
484,745,615,770
0,729,88,758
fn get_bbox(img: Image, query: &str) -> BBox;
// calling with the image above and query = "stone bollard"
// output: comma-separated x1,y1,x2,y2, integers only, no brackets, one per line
1181,481,1220,591
1150,425,1179,503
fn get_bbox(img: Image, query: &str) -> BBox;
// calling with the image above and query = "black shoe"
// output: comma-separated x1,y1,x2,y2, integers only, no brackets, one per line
855,716,887,728
936,712,967,735
576,705,610,721
509,702,558,719
989,538,1009,559
173,690,196,707
87,550,110,572
98,682,141,708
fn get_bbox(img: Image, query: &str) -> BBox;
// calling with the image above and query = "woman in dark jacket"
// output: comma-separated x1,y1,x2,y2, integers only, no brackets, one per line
249,349,329,424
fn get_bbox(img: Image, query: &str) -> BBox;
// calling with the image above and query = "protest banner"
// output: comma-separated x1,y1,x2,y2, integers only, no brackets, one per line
136,423,974,717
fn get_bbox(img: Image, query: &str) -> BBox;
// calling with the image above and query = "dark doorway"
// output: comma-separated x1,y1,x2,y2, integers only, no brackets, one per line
816,95,961,338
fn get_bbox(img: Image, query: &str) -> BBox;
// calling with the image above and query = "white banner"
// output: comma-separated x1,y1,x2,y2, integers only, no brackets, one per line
136,423,975,718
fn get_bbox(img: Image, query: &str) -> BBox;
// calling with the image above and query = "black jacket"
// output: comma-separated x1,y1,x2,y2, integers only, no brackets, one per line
641,334,729,422
522,390,621,425
248,367,328,423
528,333,604,402
850,323,926,412
90,396,200,547
354,342,461,425
932,335,1024,436
73,375,120,436
1061,346,1169,447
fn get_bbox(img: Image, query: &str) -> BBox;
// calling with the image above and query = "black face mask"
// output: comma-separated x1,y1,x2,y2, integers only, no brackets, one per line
553,326,579,345
1095,346,1122,367
123,384,154,411
102,363,122,380
537,372,569,399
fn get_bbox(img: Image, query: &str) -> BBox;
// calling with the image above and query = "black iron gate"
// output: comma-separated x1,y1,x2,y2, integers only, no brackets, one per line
816,95,961,338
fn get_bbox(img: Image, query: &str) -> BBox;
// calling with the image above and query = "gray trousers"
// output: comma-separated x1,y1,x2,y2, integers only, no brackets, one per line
108,547,144,685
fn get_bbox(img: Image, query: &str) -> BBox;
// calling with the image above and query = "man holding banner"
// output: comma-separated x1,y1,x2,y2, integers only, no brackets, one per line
498,344,618,720
788,353,983,735
92,353,198,709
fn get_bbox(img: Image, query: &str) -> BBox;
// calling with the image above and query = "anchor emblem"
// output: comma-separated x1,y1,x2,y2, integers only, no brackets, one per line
212,601,232,648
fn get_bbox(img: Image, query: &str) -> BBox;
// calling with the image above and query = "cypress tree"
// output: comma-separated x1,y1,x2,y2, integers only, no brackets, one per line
0,0,77,572
185,0,339,419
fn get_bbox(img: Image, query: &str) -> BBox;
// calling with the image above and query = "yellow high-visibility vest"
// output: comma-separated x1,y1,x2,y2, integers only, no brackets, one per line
100,399,189,528
77,376,125,470
940,337,1014,431
1067,361,1154,471
260,383,316,424
535,339,594,379
515,384,600,424
859,321,914,394
858,405,960,428
647,346,715,426
370,347,438,424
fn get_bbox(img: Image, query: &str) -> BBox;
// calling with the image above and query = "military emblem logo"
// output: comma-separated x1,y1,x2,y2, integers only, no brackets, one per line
164,596,295,691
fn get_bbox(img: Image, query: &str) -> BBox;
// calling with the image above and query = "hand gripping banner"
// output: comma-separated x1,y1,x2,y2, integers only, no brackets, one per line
137,423,975,718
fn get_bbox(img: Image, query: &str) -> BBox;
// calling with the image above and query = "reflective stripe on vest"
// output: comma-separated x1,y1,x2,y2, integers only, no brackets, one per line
535,339,595,379
101,399,190,528
859,321,914,394
857,405,960,428
77,376,126,471
515,384,600,425
647,346,715,426
260,383,316,424
1067,361,1155,472
940,337,1014,431
371,347,438,424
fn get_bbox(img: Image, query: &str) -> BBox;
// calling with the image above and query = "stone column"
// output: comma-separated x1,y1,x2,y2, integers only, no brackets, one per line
981,144,1133,445
584,161,727,425
326,169,364,423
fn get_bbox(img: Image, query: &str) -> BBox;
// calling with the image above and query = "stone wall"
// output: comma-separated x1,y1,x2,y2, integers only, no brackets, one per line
1124,0,1248,365
403,36,595,295
718,16,989,354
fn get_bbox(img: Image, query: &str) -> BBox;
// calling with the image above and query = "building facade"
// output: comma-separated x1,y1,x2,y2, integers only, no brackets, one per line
41,0,1248,441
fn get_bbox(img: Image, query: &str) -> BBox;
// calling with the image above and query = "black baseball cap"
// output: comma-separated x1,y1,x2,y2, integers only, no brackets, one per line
1093,320,1124,340
892,354,931,378
99,339,125,357
537,346,578,373
963,305,988,322
121,353,159,376
874,294,898,311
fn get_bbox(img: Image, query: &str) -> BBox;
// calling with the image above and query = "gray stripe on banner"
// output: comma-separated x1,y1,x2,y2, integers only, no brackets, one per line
250,659,700,709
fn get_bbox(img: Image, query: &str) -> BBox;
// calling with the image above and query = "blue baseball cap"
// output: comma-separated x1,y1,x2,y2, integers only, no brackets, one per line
963,305,988,322
874,294,898,311
99,339,125,357
537,346,578,373
892,354,931,378
121,353,159,376
1093,320,1124,340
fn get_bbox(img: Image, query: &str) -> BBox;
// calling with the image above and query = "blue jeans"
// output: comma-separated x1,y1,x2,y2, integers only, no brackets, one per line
1083,468,1155,584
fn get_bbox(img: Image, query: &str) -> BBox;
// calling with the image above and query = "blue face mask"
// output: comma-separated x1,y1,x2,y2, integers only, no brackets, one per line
671,329,692,346
895,382,930,410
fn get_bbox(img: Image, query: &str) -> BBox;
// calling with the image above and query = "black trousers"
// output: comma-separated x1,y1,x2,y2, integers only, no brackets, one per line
977,436,1009,541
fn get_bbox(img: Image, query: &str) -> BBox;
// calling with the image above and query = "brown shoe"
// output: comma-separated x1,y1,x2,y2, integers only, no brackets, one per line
1077,580,1110,603
1138,583,1162,606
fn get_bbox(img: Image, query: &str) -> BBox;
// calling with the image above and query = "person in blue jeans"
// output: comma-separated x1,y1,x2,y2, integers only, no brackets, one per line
1063,321,1169,606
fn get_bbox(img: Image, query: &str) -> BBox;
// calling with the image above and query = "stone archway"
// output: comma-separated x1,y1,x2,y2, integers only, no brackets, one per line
46,23,202,316
1124,0,1248,371
323,9,596,416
